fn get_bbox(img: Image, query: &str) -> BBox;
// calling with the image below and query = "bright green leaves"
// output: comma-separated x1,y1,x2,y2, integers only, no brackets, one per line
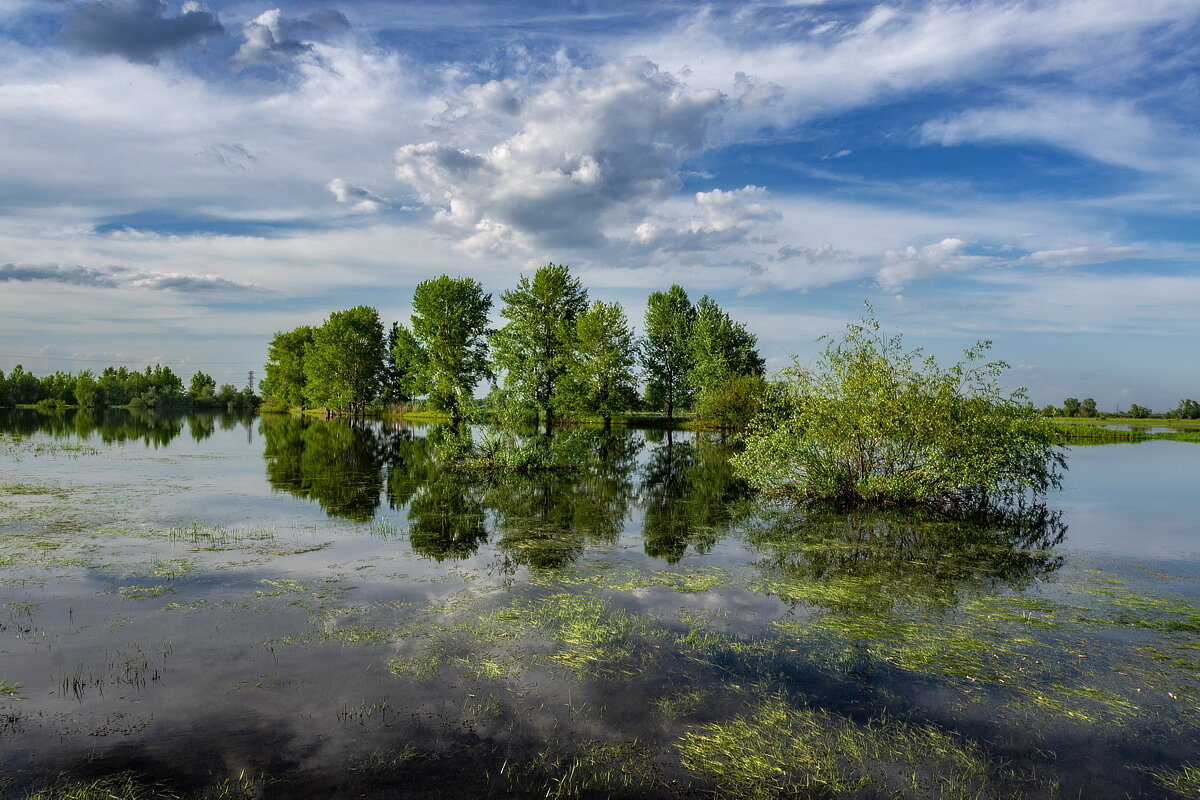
409,275,492,422
303,306,386,417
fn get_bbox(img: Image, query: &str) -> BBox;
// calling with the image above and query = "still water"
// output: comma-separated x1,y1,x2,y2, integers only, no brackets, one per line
1,409,1197,798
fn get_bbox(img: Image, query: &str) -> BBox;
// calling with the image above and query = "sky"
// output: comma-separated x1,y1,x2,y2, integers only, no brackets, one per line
1,0,1198,410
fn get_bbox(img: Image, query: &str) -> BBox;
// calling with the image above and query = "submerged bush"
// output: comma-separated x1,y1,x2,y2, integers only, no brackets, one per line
733,310,1065,510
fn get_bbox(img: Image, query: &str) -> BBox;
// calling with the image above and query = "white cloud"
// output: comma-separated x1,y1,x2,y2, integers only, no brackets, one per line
877,238,996,290
1025,245,1140,268
327,178,388,212
394,58,725,255
921,93,1200,187
622,0,1200,140
633,185,780,251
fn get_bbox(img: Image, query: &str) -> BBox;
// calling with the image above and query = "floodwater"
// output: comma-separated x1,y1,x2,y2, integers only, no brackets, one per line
1,409,1198,799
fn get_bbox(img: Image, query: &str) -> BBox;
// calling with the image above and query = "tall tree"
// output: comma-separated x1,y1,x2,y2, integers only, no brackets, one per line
689,295,766,429
641,285,695,423
564,300,639,429
382,322,429,408
262,326,315,409
304,306,386,417
409,276,492,424
690,295,765,388
492,263,588,432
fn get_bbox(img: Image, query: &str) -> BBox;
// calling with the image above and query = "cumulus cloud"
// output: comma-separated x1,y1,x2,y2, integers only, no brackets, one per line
394,58,724,255
0,262,264,294
877,238,995,290
633,186,780,251
61,0,223,64
1025,245,1140,268
232,8,350,70
327,178,388,212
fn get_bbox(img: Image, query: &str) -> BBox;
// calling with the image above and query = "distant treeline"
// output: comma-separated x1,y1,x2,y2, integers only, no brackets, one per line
1044,397,1200,419
263,263,766,428
0,364,259,411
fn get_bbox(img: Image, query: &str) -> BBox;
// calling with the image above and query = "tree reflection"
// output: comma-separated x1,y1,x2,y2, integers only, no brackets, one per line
387,428,489,561
640,430,751,563
261,415,389,521
488,429,640,569
742,500,1067,614
0,407,191,447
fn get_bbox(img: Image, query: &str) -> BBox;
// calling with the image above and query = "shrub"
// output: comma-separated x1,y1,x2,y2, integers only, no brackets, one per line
732,310,1065,511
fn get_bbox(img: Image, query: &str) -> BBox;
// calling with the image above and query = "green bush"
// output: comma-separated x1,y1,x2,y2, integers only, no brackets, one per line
732,310,1065,510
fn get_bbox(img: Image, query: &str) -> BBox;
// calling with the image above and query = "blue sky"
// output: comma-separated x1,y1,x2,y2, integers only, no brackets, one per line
1,0,1198,410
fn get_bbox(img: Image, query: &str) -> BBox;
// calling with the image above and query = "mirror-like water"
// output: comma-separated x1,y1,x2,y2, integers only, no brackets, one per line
1,409,1198,799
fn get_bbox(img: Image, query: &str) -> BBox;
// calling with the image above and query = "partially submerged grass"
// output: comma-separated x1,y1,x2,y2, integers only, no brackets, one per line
1153,763,1200,797
677,697,995,800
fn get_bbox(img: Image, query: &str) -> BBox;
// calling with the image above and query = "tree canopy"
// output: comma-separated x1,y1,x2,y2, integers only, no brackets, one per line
303,306,385,417
641,285,695,422
492,263,588,431
563,300,640,428
409,275,492,423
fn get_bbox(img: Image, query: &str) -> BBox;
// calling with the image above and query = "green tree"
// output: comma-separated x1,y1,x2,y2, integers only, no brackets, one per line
1080,397,1098,418
1127,403,1150,419
381,322,427,408
690,296,764,386
188,371,217,406
641,285,695,422
689,295,766,428
262,326,315,410
564,300,639,429
1061,397,1081,418
1167,399,1200,420
304,306,386,417
492,263,588,432
693,373,769,431
733,311,1065,510
410,276,492,424
74,371,98,408
6,365,45,405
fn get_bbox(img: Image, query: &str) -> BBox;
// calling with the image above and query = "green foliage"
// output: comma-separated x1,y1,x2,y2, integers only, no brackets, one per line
1061,397,1081,417
261,325,314,409
563,300,639,426
692,372,769,430
73,371,98,408
382,321,426,406
1127,403,1151,419
187,370,217,406
733,310,1066,509
1080,397,1098,417
1168,398,1200,419
690,296,764,386
6,365,46,405
303,306,385,416
492,263,588,430
410,275,492,422
641,285,695,420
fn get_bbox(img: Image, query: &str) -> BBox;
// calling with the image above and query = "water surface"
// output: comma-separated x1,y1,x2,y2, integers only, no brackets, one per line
1,409,1198,798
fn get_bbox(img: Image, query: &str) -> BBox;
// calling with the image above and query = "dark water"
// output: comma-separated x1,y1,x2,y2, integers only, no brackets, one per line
1,409,1198,799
